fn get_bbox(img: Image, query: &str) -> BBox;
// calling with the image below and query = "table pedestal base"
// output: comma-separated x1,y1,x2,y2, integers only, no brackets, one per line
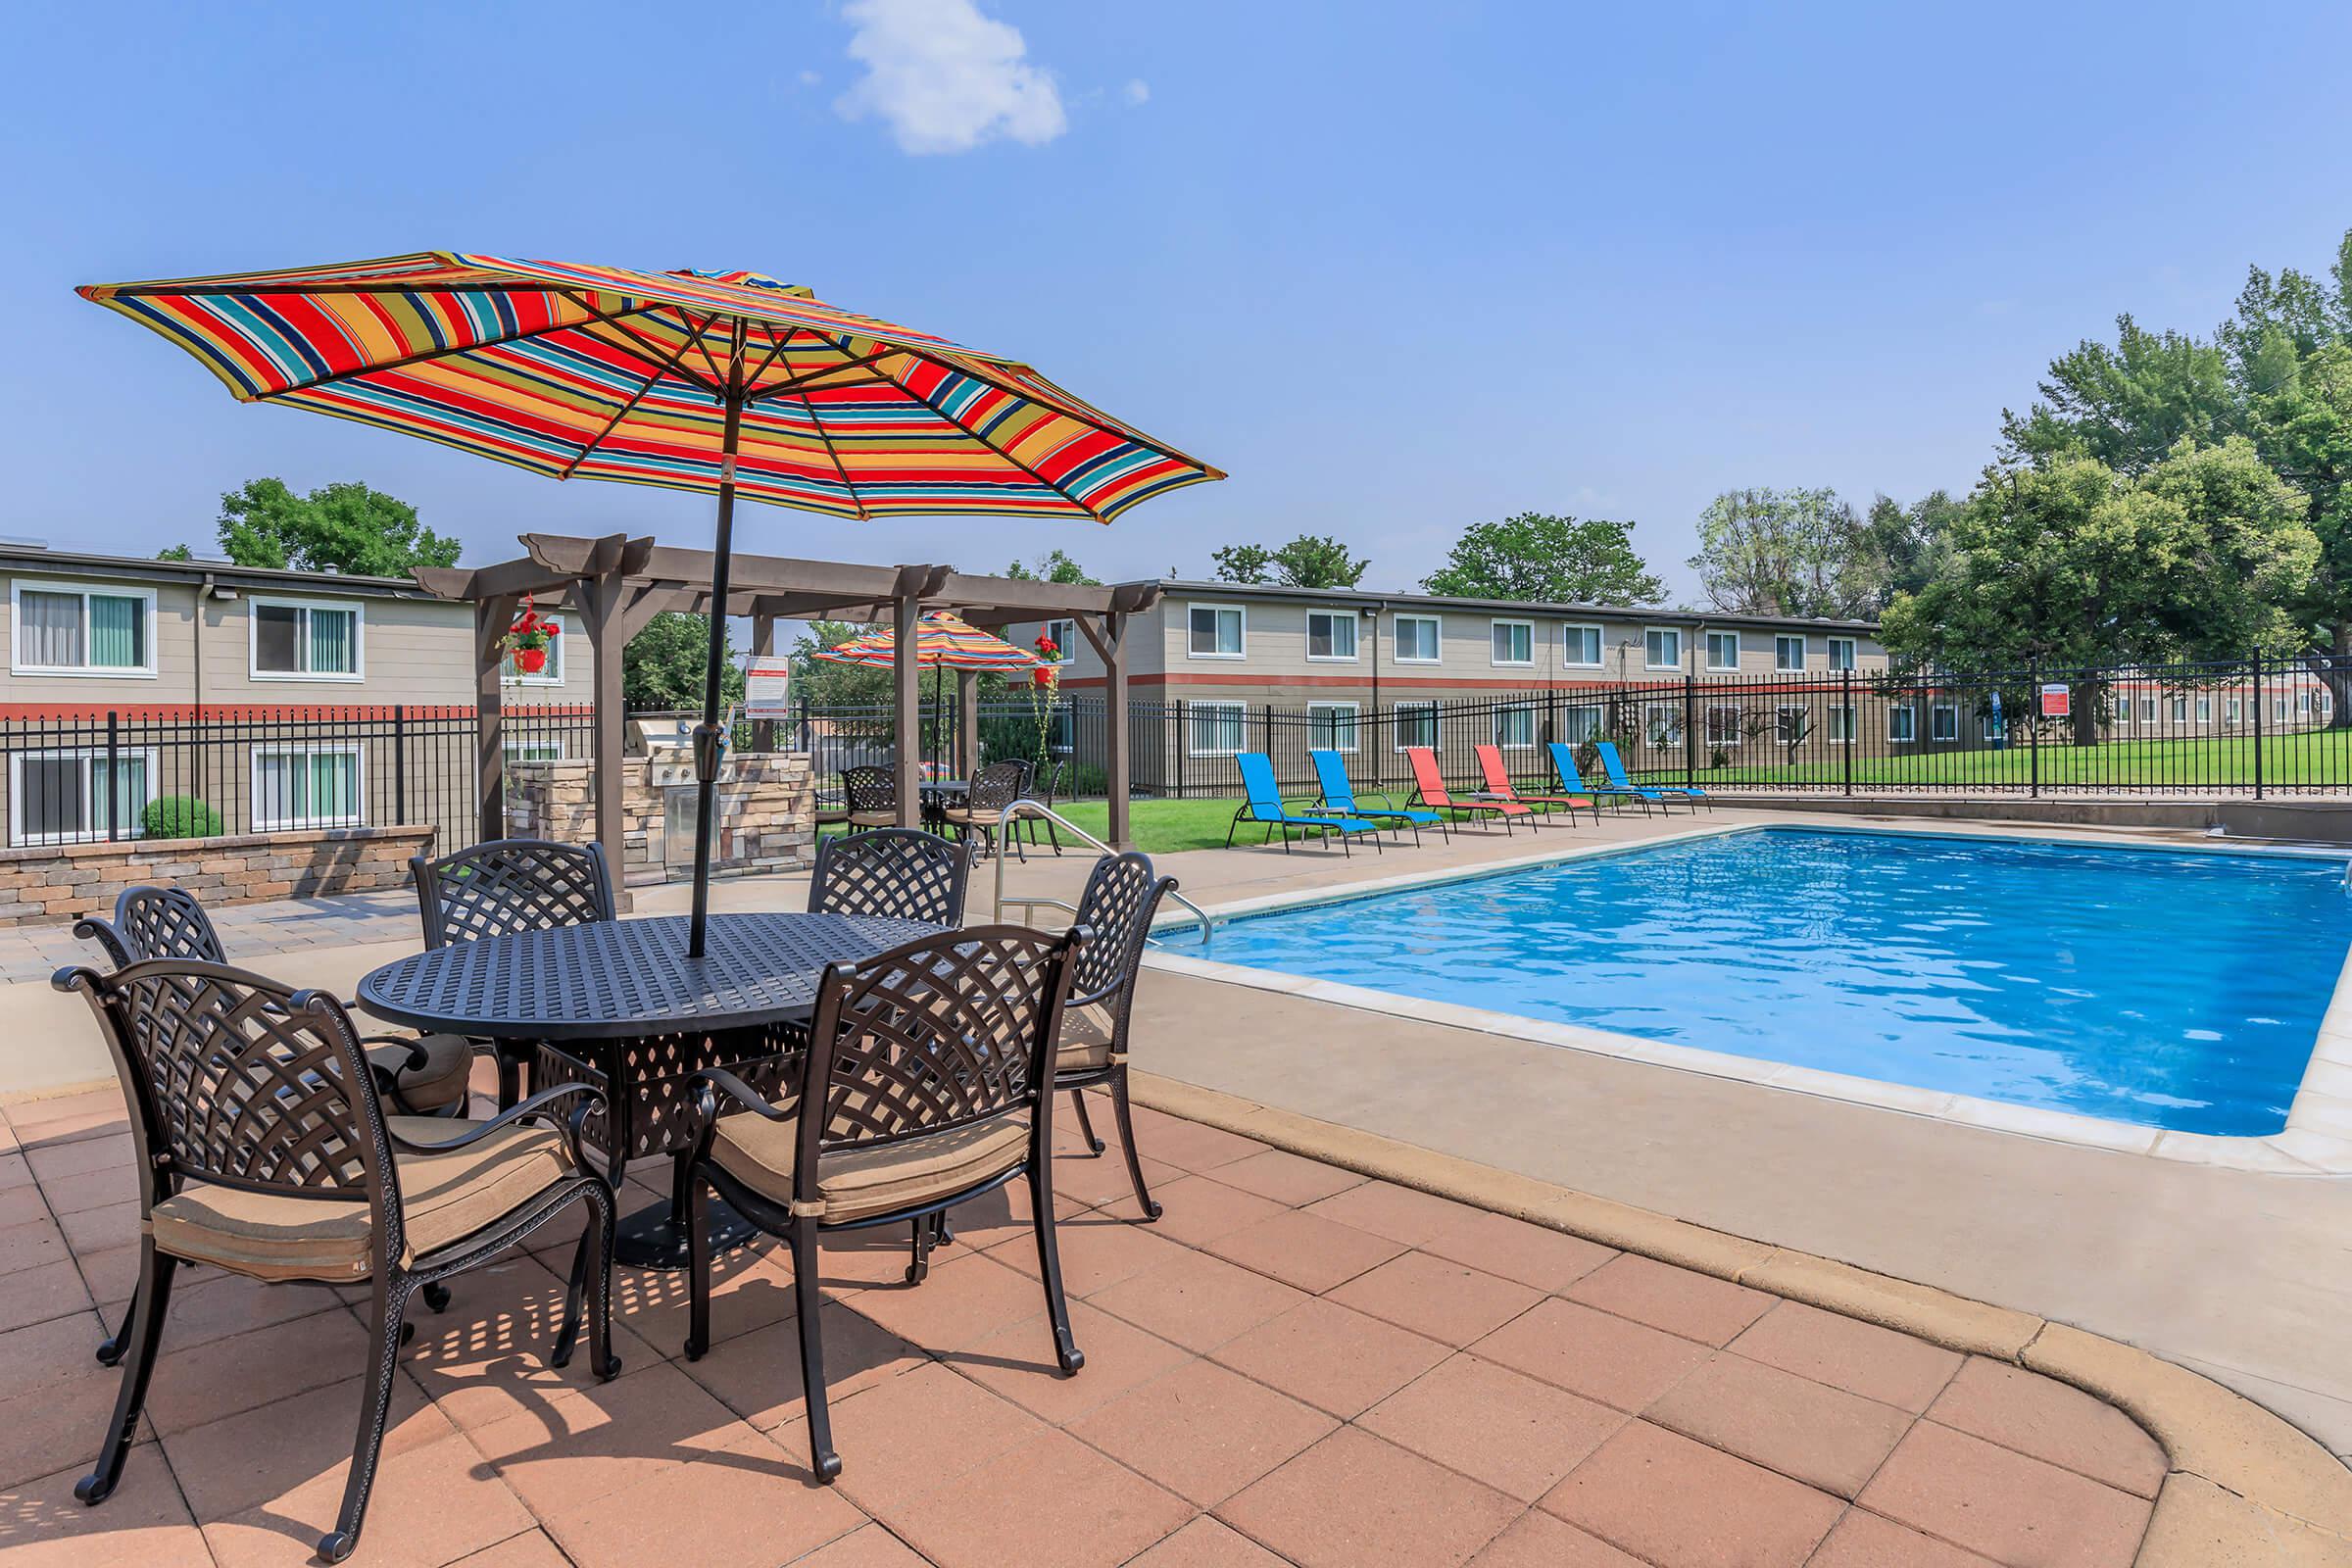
612,1192,760,1272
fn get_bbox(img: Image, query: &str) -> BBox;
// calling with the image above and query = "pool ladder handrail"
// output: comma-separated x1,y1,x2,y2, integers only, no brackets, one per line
990,799,1215,944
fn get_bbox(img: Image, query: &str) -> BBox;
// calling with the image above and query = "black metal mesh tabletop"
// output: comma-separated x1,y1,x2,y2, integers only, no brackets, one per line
356,912,938,1041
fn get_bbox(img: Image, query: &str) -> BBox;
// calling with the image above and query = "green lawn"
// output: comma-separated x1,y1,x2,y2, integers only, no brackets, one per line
1044,798,1258,855
1663,729,2352,790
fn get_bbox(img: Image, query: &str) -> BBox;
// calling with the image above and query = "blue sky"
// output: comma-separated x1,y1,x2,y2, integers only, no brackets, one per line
7,0,2351,607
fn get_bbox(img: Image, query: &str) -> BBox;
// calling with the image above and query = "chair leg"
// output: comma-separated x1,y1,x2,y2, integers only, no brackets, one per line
94,1298,131,1365
792,1224,842,1482
906,1215,934,1285
682,1170,713,1362
581,1182,620,1381
1108,1068,1162,1221
1069,1086,1105,1154
318,1274,412,1564
495,1048,524,1112
421,1281,452,1313
75,1241,175,1506
1027,1150,1085,1375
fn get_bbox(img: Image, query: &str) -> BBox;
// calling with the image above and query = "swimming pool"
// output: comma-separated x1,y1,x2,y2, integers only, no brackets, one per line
1191,828,2352,1136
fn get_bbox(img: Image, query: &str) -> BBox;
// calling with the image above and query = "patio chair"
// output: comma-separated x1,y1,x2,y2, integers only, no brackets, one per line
1310,749,1446,845
681,924,1088,1483
807,828,973,928
1473,743,1590,824
841,764,898,829
56,956,618,1563
1017,759,1066,856
1547,742,1654,815
1403,746,1529,832
411,838,618,1108
1226,752,1383,855
1594,740,1711,810
942,760,1026,858
1055,852,1180,1220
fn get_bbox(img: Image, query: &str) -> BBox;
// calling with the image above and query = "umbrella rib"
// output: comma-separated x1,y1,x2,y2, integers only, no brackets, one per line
798,386,871,521
744,350,898,403
739,321,799,390
556,327,707,480
861,337,1107,521
247,299,662,403
557,291,727,398
663,305,732,394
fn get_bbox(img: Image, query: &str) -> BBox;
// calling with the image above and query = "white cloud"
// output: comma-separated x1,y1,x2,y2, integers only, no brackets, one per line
835,0,1067,156
1122,78,1150,106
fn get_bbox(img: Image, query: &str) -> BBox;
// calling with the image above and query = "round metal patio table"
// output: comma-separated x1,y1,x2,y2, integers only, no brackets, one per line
356,911,939,1270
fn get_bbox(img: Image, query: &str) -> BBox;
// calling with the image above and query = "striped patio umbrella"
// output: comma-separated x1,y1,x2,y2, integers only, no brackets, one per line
814,611,1039,670
78,252,1221,952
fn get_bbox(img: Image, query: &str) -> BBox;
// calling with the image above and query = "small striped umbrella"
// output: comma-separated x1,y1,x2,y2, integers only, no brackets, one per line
78,252,1220,952
815,611,1040,670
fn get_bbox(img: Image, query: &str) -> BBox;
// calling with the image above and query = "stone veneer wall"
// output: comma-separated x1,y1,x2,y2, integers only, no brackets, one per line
0,824,435,928
506,754,815,884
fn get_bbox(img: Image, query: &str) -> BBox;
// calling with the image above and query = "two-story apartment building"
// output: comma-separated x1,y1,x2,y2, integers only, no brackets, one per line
0,543,588,846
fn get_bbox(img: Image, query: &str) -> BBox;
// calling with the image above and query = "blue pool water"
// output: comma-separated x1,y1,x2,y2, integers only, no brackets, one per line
1198,828,2352,1136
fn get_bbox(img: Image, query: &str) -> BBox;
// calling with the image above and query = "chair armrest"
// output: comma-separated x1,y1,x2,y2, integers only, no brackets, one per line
387,1082,610,1179
689,1067,794,1123
1066,977,1127,1012
358,1033,430,1072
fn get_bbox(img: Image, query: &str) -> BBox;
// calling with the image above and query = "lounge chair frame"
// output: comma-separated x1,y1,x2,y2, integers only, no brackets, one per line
1403,746,1528,833
1309,749,1446,845
1472,743,1591,825
1227,752,1383,856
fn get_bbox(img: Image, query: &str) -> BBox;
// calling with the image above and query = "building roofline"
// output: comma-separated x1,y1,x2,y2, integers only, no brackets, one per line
1130,579,1881,634
0,546,436,600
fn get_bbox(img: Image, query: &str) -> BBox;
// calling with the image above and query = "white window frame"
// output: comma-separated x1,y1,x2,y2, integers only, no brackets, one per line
1775,634,1806,672
1931,702,1959,743
2195,694,2212,722
1705,630,1740,672
1040,618,1076,658
2297,690,2314,717
1561,702,1605,744
10,579,159,679
1306,701,1360,753
1393,700,1440,753
501,611,568,687
1392,612,1441,664
1643,701,1685,751
2170,695,2188,723
1775,704,1809,745
1643,626,1683,671
1186,701,1247,757
503,738,567,763
1562,622,1603,668
2139,696,2157,722
2275,695,2290,721
2228,696,2243,723
249,595,366,683
1826,636,1857,671
1489,618,1535,667
1828,704,1856,744
1704,704,1744,748
7,746,160,847
1304,610,1359,663
1888,706,1918,744
251,743,365,831
1494,704,1538,750
1186,603,1246,661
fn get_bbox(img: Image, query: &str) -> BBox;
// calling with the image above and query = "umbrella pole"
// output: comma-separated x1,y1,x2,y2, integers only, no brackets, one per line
688,389,746,958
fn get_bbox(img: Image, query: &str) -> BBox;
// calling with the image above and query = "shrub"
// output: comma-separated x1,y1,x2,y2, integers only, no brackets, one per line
141,796,224,841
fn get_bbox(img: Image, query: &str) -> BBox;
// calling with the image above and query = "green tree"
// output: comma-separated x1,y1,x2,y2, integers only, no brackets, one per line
1211,533,1368,588
1854,491,1961,610
178,478,464,575
1422,513,1665,604
784,619,892,707
1004,549,1099,585
1998,316,2235,476
621,611,746,710
155,542,194,562
1689,486,1874,617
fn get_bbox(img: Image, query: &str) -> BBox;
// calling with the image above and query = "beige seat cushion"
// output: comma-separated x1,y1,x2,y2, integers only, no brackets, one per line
710,1111,1031,1224
147,1116,576,1283
847,809,896,827
368,1033,473,1113
944,808,1005,828
1054,1002,1119,1072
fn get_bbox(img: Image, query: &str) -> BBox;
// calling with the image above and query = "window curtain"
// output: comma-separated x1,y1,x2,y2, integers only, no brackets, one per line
92,756,147,834
308,751,356,818
308,609,354,674
19,591,82,666
87,595,142,668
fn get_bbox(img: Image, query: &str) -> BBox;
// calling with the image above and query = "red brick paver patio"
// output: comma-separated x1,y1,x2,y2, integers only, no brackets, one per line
0,1082,2165,1567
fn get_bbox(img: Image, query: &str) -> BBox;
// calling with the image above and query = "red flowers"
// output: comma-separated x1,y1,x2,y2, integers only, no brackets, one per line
1031,666,1054,687
1035,634,1058,655
505,594,560,672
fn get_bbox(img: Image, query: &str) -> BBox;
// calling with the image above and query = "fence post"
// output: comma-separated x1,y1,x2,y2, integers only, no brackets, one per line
393,705,408,824
2028,661,2039,799
1683,673,1696,789
105,710,122,842
2252,654,2265,801
1177,700,1189,800
1839,670,1853,797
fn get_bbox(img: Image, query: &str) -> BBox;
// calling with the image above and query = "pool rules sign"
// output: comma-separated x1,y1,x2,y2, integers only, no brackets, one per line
2039,683,2071,718
744,656,791,719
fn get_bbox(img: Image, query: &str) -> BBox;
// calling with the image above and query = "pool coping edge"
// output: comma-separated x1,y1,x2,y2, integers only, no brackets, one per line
1124,1068,2352,1563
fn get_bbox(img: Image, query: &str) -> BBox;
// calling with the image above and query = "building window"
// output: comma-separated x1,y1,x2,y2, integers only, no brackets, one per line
1490,619,1534,666
2170,695,2188,722
252,598,363,681
1393,613,1441,663
8,748,157,847
1494,705,1538,749
1644,627,1683,671
1775,705,1809,744
1827,636,1857,671
1305,611,1358,662
2195,694,2211,722
2228,696,2242,723
504,739,566,764
2297,691,2314,717
253,745,363,831
1394,701,1439,752
1931,703,1959,742
1187,701,1246,756
1306,702,1359,752
11,582,156,677
1775,634,1805,672
1705,630,1740,671
1563,623,1602,667
1828,705,1856,743
1888,706,1918,744
1704,705,1743,747
1187,604,1245,659
1039,618,1076,662
2275,695,2290,721
1562,703,1605,743
2138,696,2156,722
1643,702,1685,750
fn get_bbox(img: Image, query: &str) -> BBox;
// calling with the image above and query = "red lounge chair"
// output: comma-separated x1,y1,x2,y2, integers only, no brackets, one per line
1405,746,1530,833
1474,743,1590,824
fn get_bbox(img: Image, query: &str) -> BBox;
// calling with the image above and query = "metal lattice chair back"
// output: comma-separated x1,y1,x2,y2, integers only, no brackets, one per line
841,765,897,816
964,760,1024,813
808,829,971,927
411,838,616,950
798,925,1079,1172
1067,852,1176,1005
69,958,389,1204
75,885,228,970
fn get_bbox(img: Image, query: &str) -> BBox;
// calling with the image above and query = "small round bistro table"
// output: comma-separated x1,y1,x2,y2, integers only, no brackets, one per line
357,911,938,1270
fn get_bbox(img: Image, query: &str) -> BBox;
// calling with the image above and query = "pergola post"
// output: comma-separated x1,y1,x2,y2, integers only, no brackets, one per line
893,590,921,828
473,595,516,845
578,568,631,900
749,612,777,753
956,668,980,779
1077,610,1134,850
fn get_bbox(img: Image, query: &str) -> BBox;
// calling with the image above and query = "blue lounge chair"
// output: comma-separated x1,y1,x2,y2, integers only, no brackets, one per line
1310,749,1446,845
1547,742,1654,814
1227,752,1384,855
1594,740,1711,810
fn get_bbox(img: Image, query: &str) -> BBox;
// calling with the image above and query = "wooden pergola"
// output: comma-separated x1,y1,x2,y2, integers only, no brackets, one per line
414,534,1156,874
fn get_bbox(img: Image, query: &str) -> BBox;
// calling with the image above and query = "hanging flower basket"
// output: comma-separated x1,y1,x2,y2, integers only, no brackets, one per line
502,595,562,674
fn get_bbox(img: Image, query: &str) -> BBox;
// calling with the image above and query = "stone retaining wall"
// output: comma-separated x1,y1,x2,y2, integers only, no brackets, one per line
507,753,815,884
0,824,435,928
